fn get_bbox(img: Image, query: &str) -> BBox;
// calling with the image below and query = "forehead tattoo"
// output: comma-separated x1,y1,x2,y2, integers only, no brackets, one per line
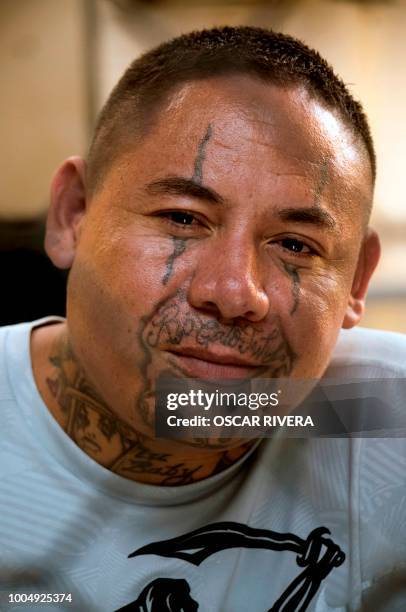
162,124,214,286
313,160,329,207
280,161,331,317
192,123,213,185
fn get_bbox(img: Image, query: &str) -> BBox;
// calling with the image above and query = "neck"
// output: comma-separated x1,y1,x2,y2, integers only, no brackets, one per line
31,322,255,486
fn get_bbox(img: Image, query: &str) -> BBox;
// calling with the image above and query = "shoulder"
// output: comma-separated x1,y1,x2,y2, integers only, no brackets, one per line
0,321,31,401
0,317,64,400
326,326,406,378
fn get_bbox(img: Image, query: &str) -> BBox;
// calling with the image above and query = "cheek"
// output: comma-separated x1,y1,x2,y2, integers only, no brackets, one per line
73,221,173,316
281,272,351,375
66,216,182,373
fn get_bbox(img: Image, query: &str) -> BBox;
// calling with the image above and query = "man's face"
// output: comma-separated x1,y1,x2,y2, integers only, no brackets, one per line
62,76,373,435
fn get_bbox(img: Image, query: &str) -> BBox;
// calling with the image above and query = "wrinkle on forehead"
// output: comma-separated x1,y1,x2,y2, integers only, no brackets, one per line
208,122,322,186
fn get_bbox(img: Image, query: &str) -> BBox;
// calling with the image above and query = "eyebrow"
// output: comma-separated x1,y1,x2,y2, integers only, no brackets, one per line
145,176,336,230
145,176,224,205
277,206,336,231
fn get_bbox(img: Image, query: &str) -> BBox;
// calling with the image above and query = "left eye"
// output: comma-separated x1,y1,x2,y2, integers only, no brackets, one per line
163,211,197,226
280,238,311,254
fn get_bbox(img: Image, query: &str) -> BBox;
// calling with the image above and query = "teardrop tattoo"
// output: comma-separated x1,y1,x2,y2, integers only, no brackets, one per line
161,124,214,285
282,261,301,315
162,237,188,285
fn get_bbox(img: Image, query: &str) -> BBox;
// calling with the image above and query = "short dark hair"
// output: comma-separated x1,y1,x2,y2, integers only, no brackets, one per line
87,26,376,193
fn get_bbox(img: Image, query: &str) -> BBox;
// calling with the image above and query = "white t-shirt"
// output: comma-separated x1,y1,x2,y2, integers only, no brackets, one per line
0,319,405,612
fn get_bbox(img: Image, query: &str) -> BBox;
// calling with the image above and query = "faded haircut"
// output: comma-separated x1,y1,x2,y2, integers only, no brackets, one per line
86,26,376,194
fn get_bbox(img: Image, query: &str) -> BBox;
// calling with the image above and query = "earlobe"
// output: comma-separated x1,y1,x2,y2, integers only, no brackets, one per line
45,156,87,269
342,228,381,329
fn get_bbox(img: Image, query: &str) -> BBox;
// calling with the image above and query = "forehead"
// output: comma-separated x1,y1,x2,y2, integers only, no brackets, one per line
107,76,372,218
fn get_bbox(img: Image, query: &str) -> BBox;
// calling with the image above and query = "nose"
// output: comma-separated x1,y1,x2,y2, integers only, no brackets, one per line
187,236,270,322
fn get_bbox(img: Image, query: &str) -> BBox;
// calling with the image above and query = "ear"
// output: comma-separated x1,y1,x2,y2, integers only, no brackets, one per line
45,156,87,269
342,228,381,329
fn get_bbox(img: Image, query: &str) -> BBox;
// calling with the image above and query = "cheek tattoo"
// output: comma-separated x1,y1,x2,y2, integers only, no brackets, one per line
282,261,301,316
161,124,214,286
142,289,296,373
281,161,330,316
162,237,188,285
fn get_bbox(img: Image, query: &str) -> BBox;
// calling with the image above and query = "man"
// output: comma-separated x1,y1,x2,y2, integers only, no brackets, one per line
1,26,405,611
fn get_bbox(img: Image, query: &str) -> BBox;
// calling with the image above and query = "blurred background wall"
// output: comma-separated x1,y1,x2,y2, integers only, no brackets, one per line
1,0,405,330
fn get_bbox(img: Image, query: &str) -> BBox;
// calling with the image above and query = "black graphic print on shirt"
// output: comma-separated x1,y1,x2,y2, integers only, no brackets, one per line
116,522,345,612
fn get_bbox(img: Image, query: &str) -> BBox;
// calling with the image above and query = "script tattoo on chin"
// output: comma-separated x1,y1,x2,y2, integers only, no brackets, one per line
142,289,296,375
132,290,296,452
161,123,214,286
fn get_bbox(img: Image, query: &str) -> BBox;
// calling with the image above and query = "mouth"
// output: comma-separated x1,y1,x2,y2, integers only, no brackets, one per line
166,348,264,379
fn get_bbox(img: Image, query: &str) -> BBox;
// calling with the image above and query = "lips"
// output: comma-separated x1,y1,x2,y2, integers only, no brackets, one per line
166,347,263,379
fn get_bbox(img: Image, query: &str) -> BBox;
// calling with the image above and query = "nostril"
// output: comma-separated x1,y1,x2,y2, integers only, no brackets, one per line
198,300,222,316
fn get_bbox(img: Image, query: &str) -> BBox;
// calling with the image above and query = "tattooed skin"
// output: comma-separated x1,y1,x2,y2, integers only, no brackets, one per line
131,290,296,435
46,334,254,485
161,124,214,286
162,237,188,285
143,290,296,374
192,123,213,184
279,162,330,316
123,262,295,447
314,160,329,207
43,120,311,483
282,261,301,316
99,282,296,453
